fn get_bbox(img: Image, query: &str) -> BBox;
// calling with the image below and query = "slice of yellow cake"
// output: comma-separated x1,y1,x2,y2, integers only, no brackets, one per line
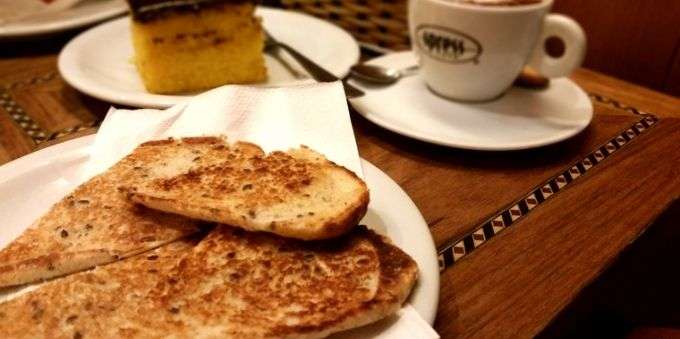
127,0,267,94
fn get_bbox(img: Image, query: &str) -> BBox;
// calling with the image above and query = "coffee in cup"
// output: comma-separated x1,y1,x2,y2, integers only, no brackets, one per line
409,0,586,101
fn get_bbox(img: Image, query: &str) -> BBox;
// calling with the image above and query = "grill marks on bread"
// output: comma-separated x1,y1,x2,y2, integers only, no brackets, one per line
125,137,369,240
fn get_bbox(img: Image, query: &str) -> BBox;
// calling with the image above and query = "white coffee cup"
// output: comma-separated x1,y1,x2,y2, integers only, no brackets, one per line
409,0,586,101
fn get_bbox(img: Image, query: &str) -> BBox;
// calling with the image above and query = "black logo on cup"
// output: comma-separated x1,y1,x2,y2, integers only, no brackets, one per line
416,25,482,64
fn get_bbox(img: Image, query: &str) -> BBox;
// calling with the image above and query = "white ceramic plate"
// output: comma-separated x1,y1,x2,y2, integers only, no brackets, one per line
349,51,594,151
58,7,360,108
0,0,127,38
0,134,439,327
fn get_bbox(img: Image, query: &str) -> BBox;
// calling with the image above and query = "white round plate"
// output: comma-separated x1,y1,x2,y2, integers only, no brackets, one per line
0,0,127,38
0,135,439,327
349,51,594,151
58,7,360,108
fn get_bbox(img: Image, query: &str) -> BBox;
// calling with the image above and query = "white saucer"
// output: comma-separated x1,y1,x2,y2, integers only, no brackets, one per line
349,51,593,151
0,0,127,38
58,7,360,108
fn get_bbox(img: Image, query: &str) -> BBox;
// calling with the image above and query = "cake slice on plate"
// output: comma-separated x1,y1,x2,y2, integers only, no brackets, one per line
127,0,267,94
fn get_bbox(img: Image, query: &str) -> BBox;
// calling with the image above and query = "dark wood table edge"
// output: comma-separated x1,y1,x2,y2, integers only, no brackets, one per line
537,196,680,337
436,95,660,271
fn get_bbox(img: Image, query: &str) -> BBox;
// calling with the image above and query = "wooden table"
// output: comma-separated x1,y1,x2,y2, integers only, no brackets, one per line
2,33,679,338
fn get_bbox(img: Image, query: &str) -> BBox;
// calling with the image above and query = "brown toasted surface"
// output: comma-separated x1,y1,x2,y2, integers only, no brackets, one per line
150,225,381,338
0,239,196,339
0,150,200,288
265,226,420,338
0,226,418,338
125,137,369,240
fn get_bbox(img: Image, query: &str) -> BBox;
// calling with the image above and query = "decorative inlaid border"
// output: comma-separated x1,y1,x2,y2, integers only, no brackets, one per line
0,88,49,144
47,121,99,141
437,97,660,272
4,72,56,90
0,72,97,145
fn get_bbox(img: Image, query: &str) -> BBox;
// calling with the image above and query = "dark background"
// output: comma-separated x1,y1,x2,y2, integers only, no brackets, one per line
552,0,680,97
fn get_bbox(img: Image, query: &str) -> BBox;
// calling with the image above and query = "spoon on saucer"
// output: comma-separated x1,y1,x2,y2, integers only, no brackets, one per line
350,64,419,85
351,63,550,89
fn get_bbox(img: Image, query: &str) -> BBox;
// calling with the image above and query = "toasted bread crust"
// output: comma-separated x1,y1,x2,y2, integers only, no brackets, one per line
140,136,221,147
0,249,116,287
128,182,368,240
124,137,369,240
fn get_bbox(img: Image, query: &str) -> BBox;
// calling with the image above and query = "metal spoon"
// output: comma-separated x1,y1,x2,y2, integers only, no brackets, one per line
350,64,419,85
351,63,550,90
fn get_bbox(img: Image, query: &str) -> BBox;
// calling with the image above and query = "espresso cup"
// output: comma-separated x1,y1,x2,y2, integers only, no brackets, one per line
409,0,586,101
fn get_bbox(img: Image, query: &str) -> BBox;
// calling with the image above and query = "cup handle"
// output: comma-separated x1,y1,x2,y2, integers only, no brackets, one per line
528,14,586,78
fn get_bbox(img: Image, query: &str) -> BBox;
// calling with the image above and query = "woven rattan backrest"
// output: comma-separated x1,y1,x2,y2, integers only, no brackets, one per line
280,0,410,50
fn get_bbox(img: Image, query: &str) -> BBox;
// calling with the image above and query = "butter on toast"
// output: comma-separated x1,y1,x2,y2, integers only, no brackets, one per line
0,226,418,338
0,153,200,288
124,137,369,240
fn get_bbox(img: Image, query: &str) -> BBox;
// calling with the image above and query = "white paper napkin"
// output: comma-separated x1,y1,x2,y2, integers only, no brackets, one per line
85,82,363,179
331,305,439,339
83,81,438,339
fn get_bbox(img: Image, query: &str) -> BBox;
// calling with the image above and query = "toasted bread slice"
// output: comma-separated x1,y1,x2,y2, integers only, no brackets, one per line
0,152,200,288
124,137,369,240
149,225,383,338
335,227,421,335
0,239,197,338
0,226,418,338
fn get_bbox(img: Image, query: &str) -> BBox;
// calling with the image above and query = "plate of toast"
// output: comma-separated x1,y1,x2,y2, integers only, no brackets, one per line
0,135,439,338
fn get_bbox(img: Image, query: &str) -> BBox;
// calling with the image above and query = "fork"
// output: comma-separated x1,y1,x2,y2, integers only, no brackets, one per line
264,30,365,98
